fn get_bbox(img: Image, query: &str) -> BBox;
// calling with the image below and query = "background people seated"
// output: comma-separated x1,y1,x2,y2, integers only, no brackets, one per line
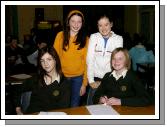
129,36,155,72
23,34,37,56
5,36,27,76
26,37,47,67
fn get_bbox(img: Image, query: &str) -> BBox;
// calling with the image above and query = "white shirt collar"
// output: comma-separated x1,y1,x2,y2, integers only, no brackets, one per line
111,69,128,80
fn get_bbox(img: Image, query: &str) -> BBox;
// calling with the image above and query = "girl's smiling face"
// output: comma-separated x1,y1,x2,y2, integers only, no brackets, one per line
112,51,127,73
98,17,112,38
69,15,83,35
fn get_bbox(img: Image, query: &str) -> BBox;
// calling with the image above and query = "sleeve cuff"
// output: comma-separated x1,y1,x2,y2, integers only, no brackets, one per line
89,78,95,84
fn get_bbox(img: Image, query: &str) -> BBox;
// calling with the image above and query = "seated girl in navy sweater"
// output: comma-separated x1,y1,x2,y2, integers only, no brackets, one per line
93,47,153,106
14,46,71,114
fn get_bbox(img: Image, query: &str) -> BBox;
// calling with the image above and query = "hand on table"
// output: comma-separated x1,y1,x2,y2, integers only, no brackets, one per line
106,97,121,106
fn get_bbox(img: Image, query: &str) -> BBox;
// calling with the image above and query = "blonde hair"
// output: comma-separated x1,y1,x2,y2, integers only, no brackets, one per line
111,47,131,70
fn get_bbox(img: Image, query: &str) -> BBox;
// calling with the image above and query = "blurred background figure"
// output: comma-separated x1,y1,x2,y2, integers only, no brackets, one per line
5,35,12,46
23,34,36,56
30,28,37,45
129,34,155,72
27,37,47,67
5,36,27,76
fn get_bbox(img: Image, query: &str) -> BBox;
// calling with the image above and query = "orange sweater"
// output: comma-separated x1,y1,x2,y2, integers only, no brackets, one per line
53,31,89,86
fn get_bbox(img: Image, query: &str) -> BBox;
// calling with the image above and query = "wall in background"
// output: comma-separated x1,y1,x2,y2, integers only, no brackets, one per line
124,5,139,38
124,5,155,44
6,5,154,46
139,6,155,44
5,6,18,38
14,5,63,43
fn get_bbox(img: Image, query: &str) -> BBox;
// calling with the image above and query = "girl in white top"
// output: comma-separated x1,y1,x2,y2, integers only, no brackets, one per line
86,14,123,105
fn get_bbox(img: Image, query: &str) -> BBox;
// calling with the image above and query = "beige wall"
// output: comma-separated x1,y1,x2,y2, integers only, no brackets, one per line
124,5,155,44
124,5,139,38
17,5,63,44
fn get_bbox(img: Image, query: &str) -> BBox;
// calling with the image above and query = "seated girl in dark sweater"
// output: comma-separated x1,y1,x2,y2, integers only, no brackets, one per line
14,46,71,114
93,47,153,106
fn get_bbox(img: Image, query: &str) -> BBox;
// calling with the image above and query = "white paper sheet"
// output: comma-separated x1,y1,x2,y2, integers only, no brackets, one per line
10,74,32,79
11,82,23,85
38,111,67,115
86,104,119,115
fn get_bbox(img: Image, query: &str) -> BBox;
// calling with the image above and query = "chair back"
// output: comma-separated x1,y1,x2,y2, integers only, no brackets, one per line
20,91,32,112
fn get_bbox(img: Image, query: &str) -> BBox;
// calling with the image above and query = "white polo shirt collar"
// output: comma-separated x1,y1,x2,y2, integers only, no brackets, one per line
111,69,128,80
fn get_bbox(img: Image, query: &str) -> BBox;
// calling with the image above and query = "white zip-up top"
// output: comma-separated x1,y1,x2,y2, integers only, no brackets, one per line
87,31,123,83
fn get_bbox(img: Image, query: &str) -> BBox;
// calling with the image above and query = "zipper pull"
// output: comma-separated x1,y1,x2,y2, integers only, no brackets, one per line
103,48,106,56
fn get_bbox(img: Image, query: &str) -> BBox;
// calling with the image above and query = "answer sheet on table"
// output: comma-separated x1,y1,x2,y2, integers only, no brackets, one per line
86,104,119,115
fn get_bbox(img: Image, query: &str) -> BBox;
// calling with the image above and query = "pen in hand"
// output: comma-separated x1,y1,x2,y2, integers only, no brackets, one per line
99,95,108,104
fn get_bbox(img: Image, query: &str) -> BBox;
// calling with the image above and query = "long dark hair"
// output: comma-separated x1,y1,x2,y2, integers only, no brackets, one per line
63,10,87,51
37,46,62,86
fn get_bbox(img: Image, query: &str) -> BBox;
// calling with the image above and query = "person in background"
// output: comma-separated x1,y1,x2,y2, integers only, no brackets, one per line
23,34,37,56
5,36,26,76
86,14,123,105
14,46,71,114
129,35,155,72
53,10,89,107
30,28,37,45
27,37,47,67
93,47,153,106
5,35,12,46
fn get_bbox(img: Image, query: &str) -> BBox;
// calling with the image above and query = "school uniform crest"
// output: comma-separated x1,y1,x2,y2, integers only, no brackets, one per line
121,85,127,92
52,90,60,96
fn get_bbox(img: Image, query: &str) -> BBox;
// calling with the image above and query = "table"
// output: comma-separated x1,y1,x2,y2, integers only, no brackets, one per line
5,73,33,115
6,73,33,85
29,105,155,115
112,105,155,115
